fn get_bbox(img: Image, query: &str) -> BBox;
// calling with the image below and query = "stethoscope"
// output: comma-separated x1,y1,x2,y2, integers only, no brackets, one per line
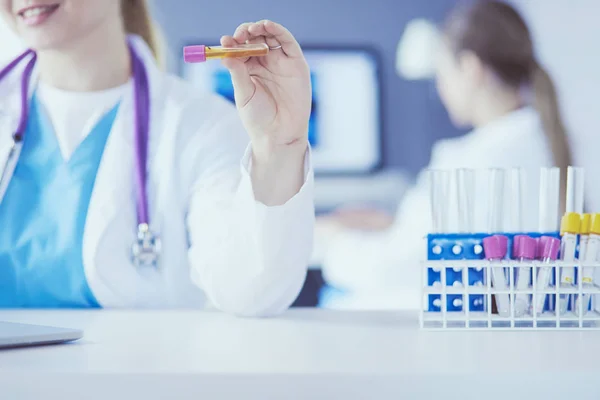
0,43,161,268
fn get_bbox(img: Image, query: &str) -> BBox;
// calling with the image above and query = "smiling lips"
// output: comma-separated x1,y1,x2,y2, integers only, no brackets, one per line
18,3,60,26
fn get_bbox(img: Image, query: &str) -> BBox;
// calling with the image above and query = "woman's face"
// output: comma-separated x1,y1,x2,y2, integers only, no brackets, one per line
434,38,481,128
0,0,121,50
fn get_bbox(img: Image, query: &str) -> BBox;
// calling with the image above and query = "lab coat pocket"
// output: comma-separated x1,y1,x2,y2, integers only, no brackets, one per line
84,202,167,308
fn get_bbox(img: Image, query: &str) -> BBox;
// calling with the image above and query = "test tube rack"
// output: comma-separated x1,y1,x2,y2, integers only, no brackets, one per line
420,232,600,330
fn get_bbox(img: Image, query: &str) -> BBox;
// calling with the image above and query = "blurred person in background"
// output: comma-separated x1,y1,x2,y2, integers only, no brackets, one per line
0,0,314,314
316,0,571,309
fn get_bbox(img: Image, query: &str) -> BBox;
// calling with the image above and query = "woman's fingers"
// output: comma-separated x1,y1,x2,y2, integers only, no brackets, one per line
234,20,302,58
247,22,279,50
232,22,253,44
221,58,255,108
222,20,303,108
220,35,255,106
262,20,303,57
220,35,250,63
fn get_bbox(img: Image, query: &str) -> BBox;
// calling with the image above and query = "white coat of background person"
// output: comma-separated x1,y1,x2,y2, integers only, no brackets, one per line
0,0,314,314
316,0,572,310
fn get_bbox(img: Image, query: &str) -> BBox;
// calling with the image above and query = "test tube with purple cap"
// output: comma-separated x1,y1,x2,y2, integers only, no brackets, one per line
483,235,510,317
513,235,537,316
534,236,561,315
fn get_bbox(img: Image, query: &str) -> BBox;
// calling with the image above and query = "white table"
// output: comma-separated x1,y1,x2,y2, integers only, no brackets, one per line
1,309,599,399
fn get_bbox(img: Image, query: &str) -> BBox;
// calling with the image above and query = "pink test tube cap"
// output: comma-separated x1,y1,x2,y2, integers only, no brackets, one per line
183,45,206,63
513,235,537,259
483,235,508,260
538,236,560,261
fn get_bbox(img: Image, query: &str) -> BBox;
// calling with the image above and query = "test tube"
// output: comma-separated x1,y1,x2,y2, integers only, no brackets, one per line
184,43,270,63
486,169,510,316
534,236,561,315
507,168,525,232
487,169,505,233
565,167,585,214
456,169,475,233
429,169,451,233
538,167,560,232
505,169,530,316
535,168,560,314
483,235,510,317
559,167,585,314
513,235,536,317
575,214,600,315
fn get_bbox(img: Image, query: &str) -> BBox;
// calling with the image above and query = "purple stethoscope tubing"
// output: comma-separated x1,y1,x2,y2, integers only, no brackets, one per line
0,43,150,229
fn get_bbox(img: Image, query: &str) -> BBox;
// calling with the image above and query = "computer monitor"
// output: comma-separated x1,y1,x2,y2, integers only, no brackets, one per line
181,44,382,174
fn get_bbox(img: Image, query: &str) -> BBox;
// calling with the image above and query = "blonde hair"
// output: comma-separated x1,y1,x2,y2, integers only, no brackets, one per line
121,0,165,67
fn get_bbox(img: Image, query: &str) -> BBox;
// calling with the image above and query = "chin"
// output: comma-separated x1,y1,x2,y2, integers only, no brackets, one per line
18,30,71,51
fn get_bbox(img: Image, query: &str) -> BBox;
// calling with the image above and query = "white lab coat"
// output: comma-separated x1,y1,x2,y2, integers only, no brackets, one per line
0,36,315,315
320,107,553,310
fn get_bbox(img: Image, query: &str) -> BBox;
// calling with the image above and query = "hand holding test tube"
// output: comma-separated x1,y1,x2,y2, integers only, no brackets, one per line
185,20,312,185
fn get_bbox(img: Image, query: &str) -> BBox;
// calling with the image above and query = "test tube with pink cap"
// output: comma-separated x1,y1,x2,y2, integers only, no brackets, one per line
513,235,537,316
483,235,510,317
534,236,561,315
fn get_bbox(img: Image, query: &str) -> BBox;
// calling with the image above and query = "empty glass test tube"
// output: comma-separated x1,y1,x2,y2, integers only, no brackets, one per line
456,169,475,233
429,169,451,234
537,167,560,233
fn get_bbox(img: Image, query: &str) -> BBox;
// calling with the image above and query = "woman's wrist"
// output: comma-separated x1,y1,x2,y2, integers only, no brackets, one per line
250,140,308,206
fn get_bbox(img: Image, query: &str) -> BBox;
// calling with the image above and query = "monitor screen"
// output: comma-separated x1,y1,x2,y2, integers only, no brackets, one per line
181,45,382,174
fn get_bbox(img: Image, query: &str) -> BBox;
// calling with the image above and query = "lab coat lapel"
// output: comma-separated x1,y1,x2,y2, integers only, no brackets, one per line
0,111,15,165
0,112,17,200
83,34,164,254
0,83,23,202
82,92,136,283
82,35,165,306
0,58,39,201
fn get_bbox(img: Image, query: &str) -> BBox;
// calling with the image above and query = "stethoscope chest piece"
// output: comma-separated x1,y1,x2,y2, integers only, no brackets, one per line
131,223,161,268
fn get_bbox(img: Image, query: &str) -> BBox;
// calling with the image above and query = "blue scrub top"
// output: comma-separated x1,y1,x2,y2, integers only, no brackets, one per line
0,94,119,308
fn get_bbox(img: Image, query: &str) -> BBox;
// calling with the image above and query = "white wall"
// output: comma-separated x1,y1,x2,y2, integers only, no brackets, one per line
0,20,23,63
516,0,600,210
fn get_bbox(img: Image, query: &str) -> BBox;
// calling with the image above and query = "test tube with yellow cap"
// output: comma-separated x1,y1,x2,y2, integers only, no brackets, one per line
558,212,581,314
579,214,592,260
559,167,585,314
183,43,269,63
575,213,600,315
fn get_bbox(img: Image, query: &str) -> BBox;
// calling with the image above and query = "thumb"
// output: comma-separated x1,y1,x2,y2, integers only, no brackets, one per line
222,58,255,108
